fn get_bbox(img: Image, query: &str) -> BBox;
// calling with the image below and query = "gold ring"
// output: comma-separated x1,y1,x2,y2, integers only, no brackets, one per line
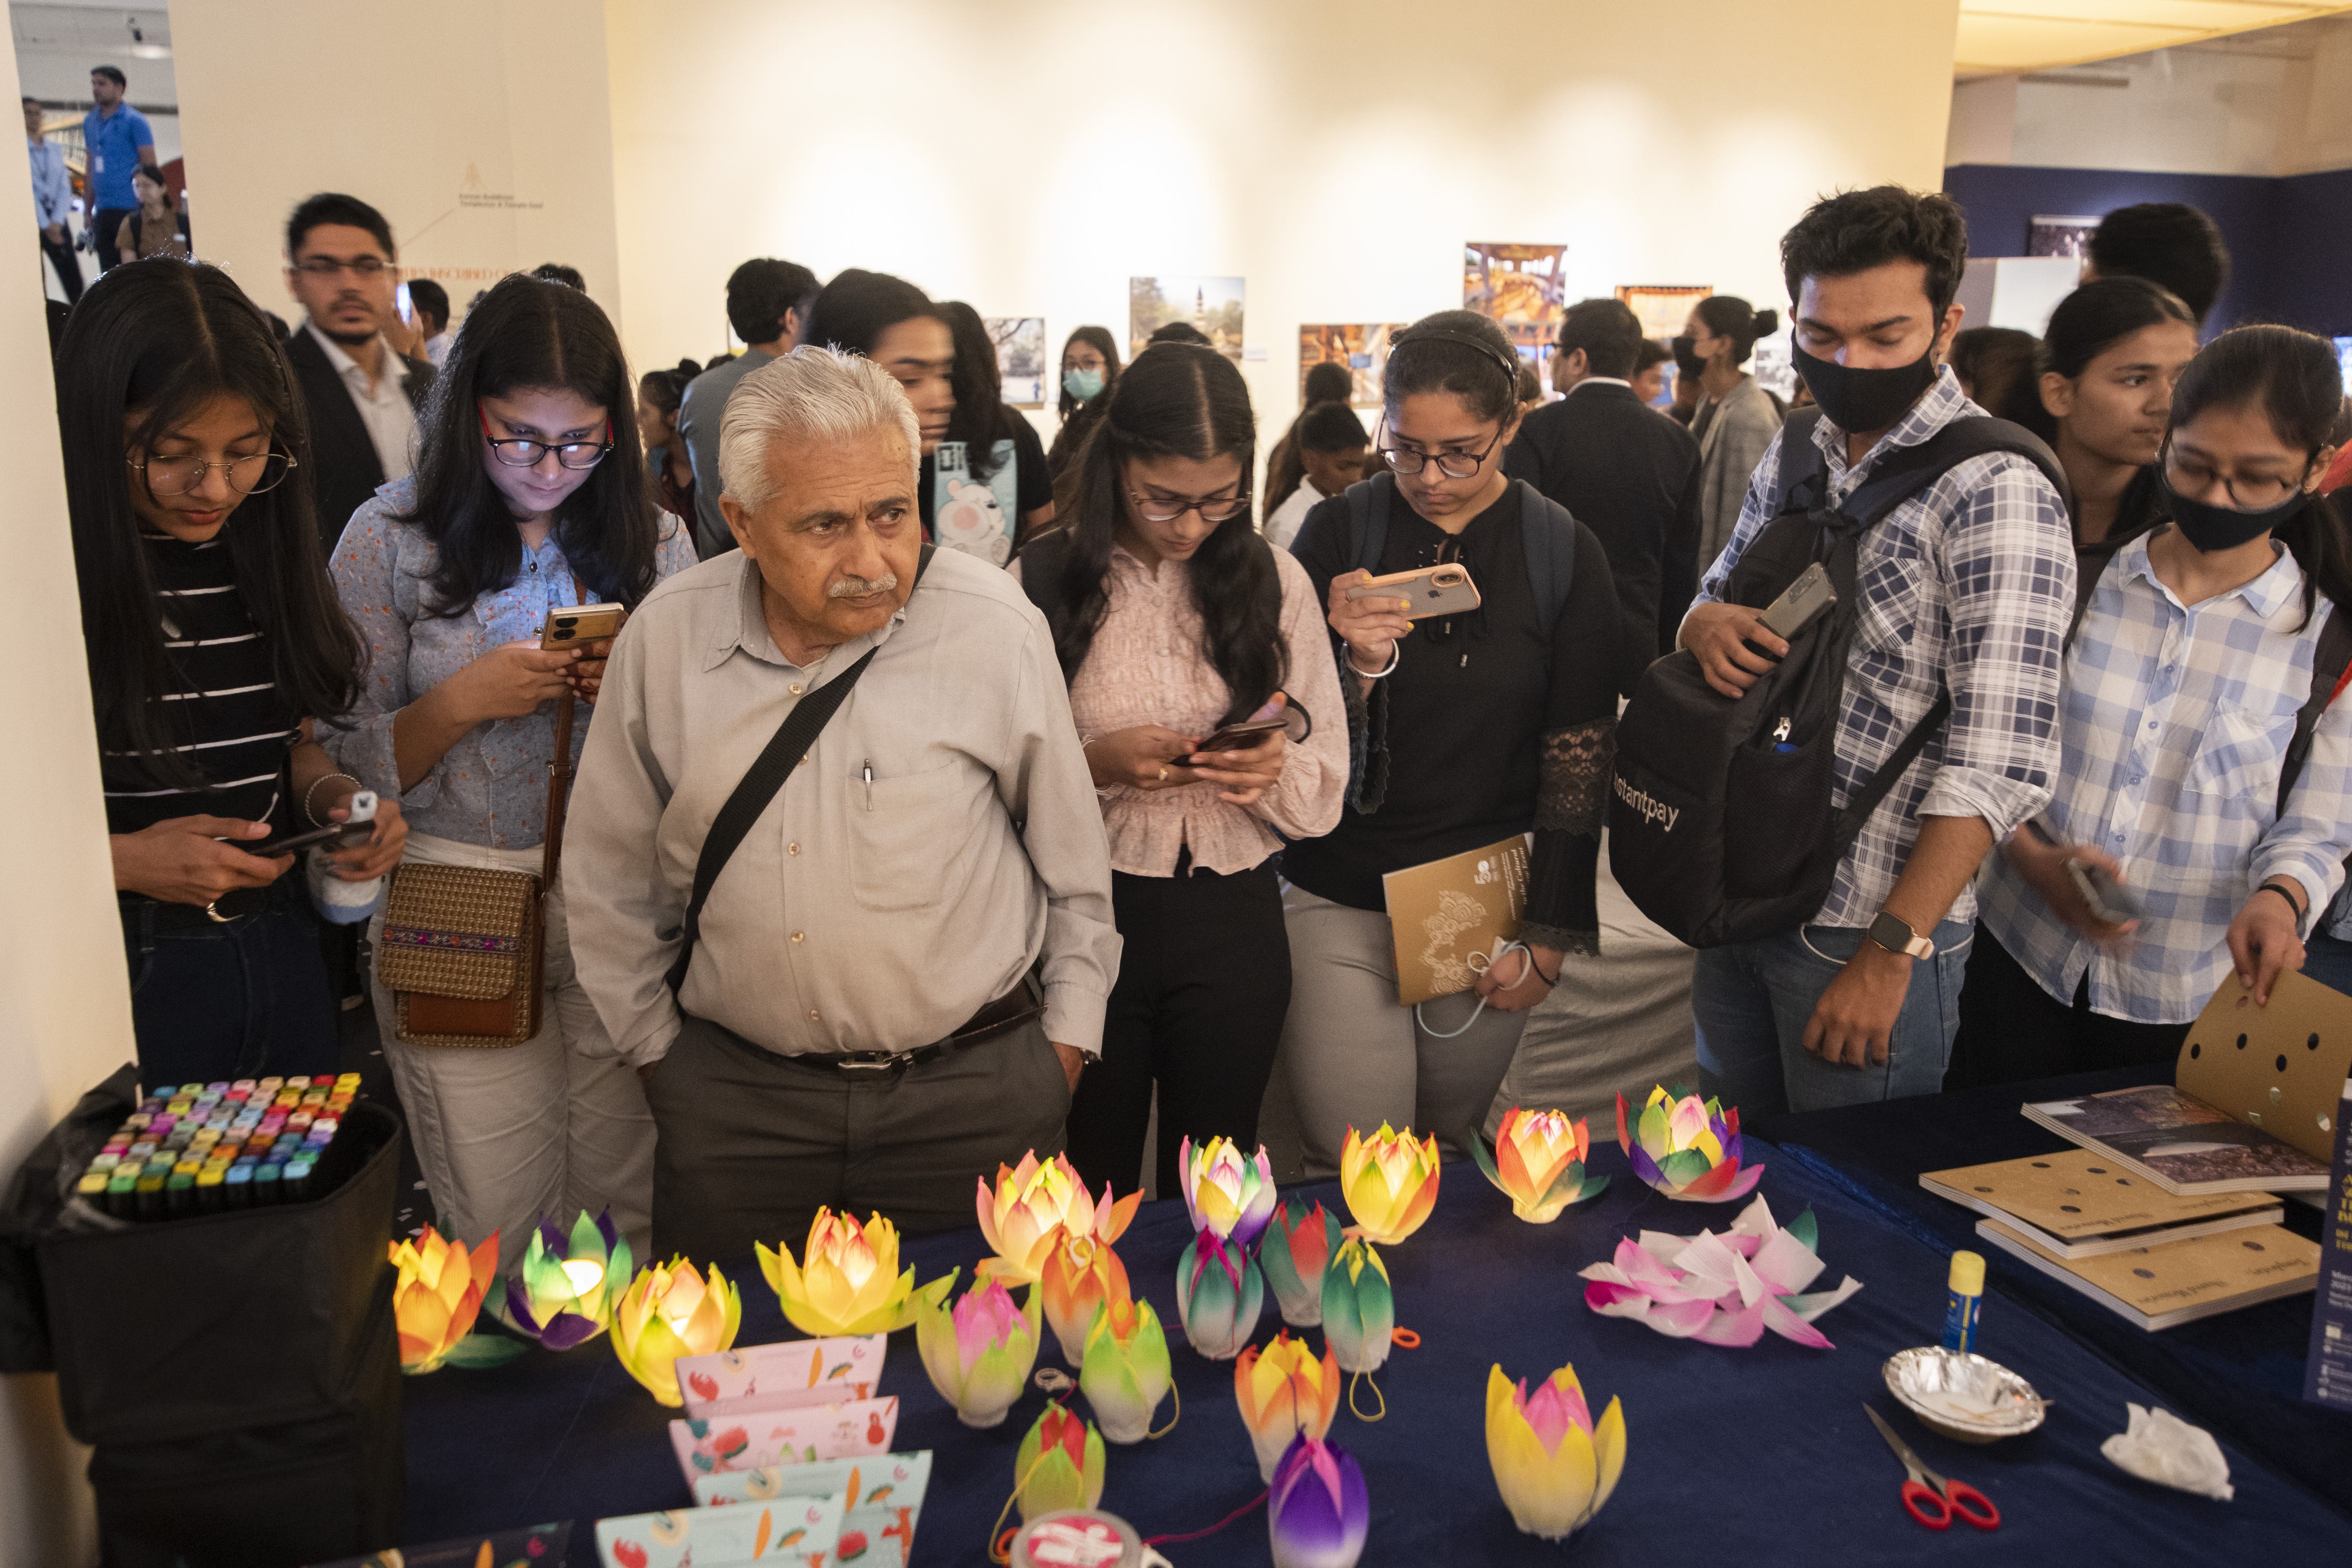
1157,767,1169,783
204,899,231,924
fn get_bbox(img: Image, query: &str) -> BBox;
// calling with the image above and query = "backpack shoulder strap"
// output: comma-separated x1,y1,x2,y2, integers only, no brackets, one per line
1516,480,1582,641
1842,415,2073,529
1343,471,1393,577
1015,529,1069,631
1771,407,1831,515
2279,597,2352,817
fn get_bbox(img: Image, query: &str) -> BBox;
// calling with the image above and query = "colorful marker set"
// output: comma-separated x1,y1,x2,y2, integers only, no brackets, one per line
76,1074,363,1220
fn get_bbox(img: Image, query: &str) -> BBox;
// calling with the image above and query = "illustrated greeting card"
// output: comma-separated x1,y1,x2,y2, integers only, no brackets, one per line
695,1450,933,1567
593,1495,842,1568
669,1396,900,1484
675,1333,886,1420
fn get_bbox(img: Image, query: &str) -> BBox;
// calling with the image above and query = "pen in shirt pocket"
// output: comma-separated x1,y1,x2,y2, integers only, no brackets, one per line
862,759,873,808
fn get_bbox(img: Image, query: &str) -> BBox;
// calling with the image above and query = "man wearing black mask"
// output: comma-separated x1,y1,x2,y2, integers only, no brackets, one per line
1675,185,2074,1114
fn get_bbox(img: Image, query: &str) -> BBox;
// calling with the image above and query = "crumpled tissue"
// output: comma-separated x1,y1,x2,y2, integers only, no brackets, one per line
2100,1403,2232,1500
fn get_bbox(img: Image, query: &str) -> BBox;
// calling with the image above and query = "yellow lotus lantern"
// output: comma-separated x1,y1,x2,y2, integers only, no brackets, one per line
1039,1229,1131,1368
1486,1361,1625,1542
756,1209,943,1337
1473,1108,1608,1223
389,1225,499,1374
975,1150,1140,1285
1235,1331,1340,1483
611,1257,742,1406
1338,1123,1441,1245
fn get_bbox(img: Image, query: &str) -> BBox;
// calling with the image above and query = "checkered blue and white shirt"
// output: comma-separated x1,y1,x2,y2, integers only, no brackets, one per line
1694,367,2075,929
1978,534,2352,1024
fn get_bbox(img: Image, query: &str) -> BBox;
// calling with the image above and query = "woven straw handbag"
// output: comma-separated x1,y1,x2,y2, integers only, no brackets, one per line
376,691,575,1047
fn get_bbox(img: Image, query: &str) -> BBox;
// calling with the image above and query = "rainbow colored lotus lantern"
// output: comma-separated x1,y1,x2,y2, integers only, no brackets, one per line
913,1273,1041,1428
1338,1124,1440,1245
1040,1230,1131,1368
1235,1332,1340,1483
505,1209,631,1348
1175,1231,1263,1361
1268,1434,1369,1568
756,1209,941,1337
1078,1281,1172,1443
1473,1108,1607,1222
1318,1237,1395,1375
1014,1400,1108,1523
390,1226,499,1374
976,1152,1140,1285
1179,1136,1276,1248
1259,1199,1343,1328
611,1257,742,1405
1486,1362,1625,1541
1617,1086,1765,1202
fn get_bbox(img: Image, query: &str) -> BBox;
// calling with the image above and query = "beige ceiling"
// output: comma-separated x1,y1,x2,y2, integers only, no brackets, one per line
1956,1,2352,76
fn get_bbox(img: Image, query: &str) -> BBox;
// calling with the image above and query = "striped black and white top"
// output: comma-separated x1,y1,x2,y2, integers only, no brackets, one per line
102,535,300,835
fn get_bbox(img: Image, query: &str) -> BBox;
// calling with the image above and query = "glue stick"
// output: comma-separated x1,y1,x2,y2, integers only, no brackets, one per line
1942,1249,1985,1354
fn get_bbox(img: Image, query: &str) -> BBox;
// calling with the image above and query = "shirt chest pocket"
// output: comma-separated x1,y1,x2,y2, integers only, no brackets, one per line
2182,707,2291,808
850,762,966,911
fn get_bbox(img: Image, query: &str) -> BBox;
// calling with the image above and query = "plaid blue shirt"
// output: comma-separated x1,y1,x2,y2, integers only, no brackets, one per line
1978,534,2352,1024
1695,367,2074,928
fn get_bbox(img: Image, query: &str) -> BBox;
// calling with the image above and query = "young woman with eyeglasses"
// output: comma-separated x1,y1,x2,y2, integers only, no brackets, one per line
1012,342,1348,1200
1279,310,1622,1174
325,273,694,1268
64,261,409,1086
1954,325,2352,1085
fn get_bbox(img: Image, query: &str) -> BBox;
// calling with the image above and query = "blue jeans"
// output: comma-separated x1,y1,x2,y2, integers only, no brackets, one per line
119,884,339,1086
1692,919,1973,1115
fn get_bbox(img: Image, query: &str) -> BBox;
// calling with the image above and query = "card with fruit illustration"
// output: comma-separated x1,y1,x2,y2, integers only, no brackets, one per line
695,1450,931,1567
669,1396,900,1485
675,1334,886,1420
594,1494,842,1568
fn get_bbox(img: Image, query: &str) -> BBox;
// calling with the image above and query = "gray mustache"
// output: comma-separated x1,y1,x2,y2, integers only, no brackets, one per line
830,573,898,599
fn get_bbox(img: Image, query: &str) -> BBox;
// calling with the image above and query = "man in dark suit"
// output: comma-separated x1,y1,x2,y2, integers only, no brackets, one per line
1505,298,1701,678
280,193,434,556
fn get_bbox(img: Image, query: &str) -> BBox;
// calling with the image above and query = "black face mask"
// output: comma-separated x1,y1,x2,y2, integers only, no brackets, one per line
1789,337,1939,435
1670,336,1707,379
2160,472,2309,554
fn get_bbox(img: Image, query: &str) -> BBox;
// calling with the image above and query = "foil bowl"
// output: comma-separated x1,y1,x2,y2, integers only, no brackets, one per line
1882,1347,2047,1444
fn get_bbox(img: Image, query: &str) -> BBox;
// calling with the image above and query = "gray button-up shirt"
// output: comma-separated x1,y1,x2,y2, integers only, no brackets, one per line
565,546,1120,1068
676,347,776,557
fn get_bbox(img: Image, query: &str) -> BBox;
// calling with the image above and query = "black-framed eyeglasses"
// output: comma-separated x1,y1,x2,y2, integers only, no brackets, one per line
1377,425,1505,479
127,449,296,497
293,255,389,278
1126,488,1250,524
2161,441,2306,512
479,404,613,470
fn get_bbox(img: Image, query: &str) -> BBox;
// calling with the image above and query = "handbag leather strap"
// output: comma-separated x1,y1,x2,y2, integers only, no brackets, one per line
663,544,933,999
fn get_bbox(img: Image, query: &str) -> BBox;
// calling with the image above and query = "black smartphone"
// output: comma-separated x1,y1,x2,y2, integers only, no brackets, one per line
2065,859,2147,926
248,817,374,859
1196,716,1288,753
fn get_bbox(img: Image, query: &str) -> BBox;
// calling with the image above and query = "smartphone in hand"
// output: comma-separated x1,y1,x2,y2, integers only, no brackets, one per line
1755,562,1836,641
2064,858,2147,925
1196,715,1287,753
542,602,626,649
1346,562,1480,620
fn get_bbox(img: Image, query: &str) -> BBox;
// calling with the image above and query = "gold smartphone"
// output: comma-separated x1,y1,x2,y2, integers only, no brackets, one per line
1346,562,1481,620
541,602,626,648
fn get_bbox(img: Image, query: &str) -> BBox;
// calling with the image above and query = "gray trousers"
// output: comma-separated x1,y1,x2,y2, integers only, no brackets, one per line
1272,884,1530,1178
643,1011,1072,1265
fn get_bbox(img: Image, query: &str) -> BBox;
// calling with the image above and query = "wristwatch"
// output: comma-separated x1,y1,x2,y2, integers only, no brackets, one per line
1866,911,1936,960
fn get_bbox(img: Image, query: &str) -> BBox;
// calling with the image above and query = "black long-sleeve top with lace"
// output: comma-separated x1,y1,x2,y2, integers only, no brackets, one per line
1284,481,1621,954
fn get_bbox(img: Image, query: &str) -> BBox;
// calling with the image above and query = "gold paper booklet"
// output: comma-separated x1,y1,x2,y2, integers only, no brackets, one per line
1920,1149,2281,1259
1382,835,1529,1008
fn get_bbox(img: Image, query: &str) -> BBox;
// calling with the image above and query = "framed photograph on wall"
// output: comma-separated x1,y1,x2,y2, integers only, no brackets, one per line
2028,214,2101,259
1750,330,1796,401
1299,322,1407,407
1129,276,1245,360
986,316,1048,407
1464,243,1566,352
1615,284,1710,343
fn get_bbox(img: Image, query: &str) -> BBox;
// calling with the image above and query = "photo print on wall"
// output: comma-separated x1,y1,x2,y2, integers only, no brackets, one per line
1614,284,1711,344
1465,243,1565,349
1130,276,1246,360
986,317,1048,407
1299,323,1407,407
2028,214,2101,259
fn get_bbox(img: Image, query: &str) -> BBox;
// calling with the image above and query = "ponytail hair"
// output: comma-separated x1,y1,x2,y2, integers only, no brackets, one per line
1695,296,1780,369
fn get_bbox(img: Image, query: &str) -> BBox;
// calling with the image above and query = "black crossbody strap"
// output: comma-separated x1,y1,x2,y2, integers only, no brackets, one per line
664,546,931,998
1834,691,1954,845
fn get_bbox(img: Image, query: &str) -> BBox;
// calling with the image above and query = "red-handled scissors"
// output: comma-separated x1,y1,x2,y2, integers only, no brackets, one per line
1867,1405,2001,1531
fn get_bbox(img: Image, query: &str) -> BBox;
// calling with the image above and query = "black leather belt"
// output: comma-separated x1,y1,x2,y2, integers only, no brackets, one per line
784,972,1045,1077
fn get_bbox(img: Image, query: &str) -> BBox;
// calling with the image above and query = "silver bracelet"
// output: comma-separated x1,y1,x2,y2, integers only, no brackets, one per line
1346,643,1401,679
303,771,361,826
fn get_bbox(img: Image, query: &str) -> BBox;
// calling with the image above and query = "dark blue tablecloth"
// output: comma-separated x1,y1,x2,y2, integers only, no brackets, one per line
1747,1065,2352,1520
403,1130,2346,1565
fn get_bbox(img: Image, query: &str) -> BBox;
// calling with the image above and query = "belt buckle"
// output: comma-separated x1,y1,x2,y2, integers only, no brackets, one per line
835,1052,905,1073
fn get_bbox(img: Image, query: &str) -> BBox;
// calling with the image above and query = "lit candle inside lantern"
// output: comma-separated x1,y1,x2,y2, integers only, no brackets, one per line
562,1258,605,1297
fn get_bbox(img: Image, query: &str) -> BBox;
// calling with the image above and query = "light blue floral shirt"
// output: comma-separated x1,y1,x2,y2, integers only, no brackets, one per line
325,476,697,848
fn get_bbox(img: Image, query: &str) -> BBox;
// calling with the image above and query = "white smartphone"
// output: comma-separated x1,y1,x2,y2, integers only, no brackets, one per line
1756,562,1836,640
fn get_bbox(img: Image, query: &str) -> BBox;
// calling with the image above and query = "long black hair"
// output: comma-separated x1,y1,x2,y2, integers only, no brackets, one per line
941,301,1013,481
399,274,659,617
1054,325,1121,422
2169,324,2352,628
802,268,939,358
2008,276,2196,442
59,260,365,787
1054,343,1283,724
1048,326,1122,478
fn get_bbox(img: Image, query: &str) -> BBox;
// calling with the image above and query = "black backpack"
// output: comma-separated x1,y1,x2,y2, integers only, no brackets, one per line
1609,409,2068,948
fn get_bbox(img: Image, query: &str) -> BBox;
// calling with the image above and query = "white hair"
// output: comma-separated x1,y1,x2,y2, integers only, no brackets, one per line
717,345,922,513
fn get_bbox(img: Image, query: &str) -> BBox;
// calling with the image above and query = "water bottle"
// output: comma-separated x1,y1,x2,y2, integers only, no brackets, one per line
307,789,387,925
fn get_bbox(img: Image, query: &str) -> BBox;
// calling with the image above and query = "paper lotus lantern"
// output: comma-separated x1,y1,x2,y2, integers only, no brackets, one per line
390,1226,498,1374
1338,1124,1440,1245
1014,1400,1107,1523
1236,1332,1340,1483
756,1209,941,1338
1041,1230,1131,1368
1175,1231,1264,1361
1617,1086,1764,1202
1579,1195,1860,1347
1078,1284,1171,1444
1178,1135,1276,1247
1319,1237,1395,1375
612,1258,741,1405
1269,1434,1369,1568
505,1209,631,1349
1474,1108,1608,1223
1486,1362,1625,1541
1260,1199,1343,1328
913,1273,1041,1428
976,1151,1140,1285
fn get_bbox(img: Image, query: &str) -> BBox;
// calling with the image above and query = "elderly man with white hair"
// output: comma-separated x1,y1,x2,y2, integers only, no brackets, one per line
565,346,1119,1263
